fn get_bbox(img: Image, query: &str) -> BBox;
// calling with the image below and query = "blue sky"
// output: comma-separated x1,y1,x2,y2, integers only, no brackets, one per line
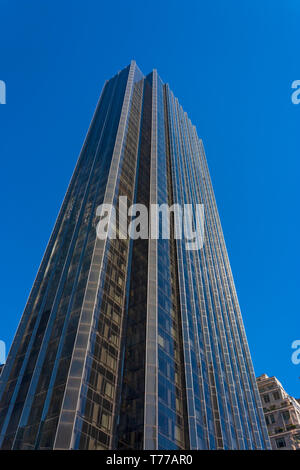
0,0,299,397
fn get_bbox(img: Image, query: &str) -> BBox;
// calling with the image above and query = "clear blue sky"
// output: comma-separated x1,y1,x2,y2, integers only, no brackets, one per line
0,0,299,397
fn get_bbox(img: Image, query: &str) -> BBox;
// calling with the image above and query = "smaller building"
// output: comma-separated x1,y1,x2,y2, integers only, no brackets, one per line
257,374,300,450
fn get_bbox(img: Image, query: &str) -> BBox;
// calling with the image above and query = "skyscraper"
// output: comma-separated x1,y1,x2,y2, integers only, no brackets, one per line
0,61,271,450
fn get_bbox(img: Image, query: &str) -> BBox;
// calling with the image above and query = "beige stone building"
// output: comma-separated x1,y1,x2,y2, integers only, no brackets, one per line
257,374,300,450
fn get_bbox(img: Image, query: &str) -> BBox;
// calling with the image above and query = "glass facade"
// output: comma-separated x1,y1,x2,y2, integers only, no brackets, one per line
0,61,271,450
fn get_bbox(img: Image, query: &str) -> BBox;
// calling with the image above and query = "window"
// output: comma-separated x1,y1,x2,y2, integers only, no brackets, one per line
275,437,286,448
100,411,111,430
273,391,280,400
282,410,290,421
103,381,114,399
265,413,275,425
158,335,164,348
263,394,270,403
174,425,182,442
265,415,270,425
269,413,275,424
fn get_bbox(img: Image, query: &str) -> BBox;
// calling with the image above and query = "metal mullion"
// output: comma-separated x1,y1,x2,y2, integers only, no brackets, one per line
167,90,199,449
198,140,270,449
0,120,98,446
53,62,137,449
188,124,248,449
144,70,158,450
